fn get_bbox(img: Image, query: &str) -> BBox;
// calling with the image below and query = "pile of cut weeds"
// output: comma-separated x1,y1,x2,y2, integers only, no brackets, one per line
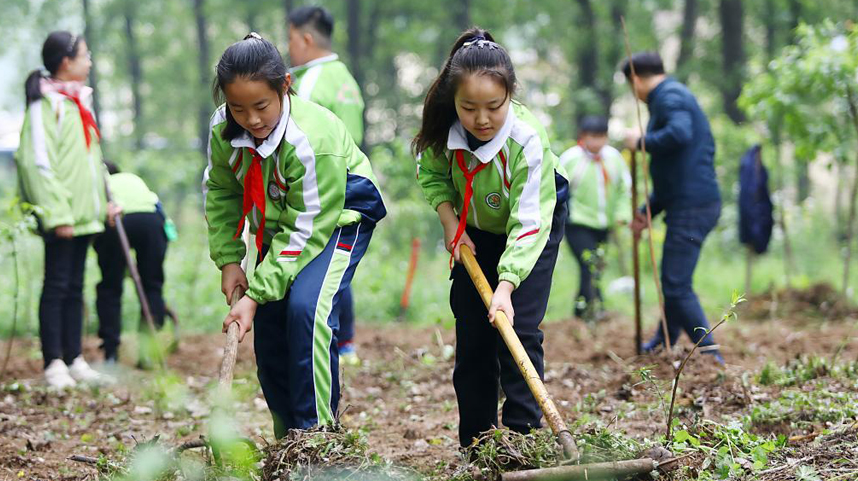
451,425,654,481
261,424,418,481
759,423,858,481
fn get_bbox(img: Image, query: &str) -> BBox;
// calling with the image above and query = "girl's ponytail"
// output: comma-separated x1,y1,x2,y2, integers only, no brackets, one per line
25,69,46,105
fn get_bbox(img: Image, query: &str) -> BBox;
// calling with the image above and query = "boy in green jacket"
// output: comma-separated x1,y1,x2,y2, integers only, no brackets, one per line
288,6,367,362
558,116,631,320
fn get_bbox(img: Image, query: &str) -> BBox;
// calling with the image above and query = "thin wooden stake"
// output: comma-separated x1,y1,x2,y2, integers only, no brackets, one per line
621,16,671,352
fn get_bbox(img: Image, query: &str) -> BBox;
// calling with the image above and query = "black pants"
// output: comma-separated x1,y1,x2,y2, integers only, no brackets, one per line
451,198,567,448
93,212,167,356
564,224,608,318
39,234,93,368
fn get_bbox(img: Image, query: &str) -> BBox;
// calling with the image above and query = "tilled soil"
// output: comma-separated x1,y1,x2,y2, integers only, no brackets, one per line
1,313,856,480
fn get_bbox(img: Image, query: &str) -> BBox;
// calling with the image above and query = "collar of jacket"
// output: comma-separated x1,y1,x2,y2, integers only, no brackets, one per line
289,53,339,74
646,76,675,104
446,105,515,164
229,95,291,158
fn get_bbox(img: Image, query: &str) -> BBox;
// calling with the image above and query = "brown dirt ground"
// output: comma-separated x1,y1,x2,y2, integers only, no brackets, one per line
1,311,856,480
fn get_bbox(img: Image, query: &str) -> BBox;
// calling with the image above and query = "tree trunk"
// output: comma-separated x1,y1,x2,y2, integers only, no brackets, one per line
284,0,294,28
718,0,746,123
676,0,698,83
454,0,472,32
763,0,778,60
124,0,144,150
81,0,105,150
346,0,369,152
574,0,601,116
194,0,211,156
347,0,363,88
772,130,794,284
787,0,801,44
843,154,858,294
575,0,598,89
246,10,257,32
601,0,627,114
841,85,858,293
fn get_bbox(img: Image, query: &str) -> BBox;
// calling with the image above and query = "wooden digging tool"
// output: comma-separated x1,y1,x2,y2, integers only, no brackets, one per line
218,285,245,393
460,245,671,480
210,282,259,467
631,151,642,355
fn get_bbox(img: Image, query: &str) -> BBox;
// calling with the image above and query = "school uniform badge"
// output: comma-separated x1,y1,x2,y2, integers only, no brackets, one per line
268,181,282,200
485,192,502,210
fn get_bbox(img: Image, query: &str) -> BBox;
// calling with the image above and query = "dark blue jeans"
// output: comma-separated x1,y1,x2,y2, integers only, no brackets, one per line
647,202,721,350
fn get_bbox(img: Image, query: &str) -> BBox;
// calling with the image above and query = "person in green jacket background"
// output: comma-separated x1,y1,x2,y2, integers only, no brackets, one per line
94,162,174,365
17,31,111,389
413,28,568,448
288,6,366,363
558,116,631,321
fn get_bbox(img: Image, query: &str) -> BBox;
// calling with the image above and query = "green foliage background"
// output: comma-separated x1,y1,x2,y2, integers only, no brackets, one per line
2,1,858,337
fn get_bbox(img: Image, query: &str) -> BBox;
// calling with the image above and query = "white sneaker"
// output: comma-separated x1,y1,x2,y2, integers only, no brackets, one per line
44,359,77,389
68,356,115,385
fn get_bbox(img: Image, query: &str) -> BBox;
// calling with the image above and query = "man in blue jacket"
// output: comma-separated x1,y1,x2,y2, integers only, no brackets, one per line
621,52,724,364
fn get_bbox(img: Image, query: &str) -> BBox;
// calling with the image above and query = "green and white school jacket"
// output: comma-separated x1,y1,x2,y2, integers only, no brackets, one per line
16,92,106,235
417,102,567,289
108,173,159,215
291,54,365,145
203,95,386,304
559,145,631,230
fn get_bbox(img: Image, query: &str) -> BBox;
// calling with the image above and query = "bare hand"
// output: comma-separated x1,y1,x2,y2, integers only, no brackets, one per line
106,202,123,227
55,225,74,239
221,263,249,305
488,280,515,327
446,229,477,263
631,211,648,238
437,202,477,263
624,131,641,152
222,295,257,343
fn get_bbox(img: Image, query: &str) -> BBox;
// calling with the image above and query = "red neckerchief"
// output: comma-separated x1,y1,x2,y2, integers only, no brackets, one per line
232,148,266,259
57,90,101,150
449,150,489,268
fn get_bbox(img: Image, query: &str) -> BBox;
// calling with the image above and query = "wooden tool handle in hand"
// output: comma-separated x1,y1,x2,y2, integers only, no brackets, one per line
218,286,245,391
458,245,579,461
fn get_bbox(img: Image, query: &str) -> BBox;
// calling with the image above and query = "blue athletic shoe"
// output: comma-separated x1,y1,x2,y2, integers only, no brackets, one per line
640,338,665,354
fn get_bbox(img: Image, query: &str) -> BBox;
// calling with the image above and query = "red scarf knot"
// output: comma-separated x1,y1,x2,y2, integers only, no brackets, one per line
233,149,267,259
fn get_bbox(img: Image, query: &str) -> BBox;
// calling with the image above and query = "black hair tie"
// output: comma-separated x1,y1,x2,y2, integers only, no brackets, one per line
462,35,498,50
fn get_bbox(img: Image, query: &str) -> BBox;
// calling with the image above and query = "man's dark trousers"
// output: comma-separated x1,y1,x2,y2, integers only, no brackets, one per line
646,202,720,349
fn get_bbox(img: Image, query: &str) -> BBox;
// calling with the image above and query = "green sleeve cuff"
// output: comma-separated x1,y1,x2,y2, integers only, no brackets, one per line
214,253,245,270
429,193,457,211
42,213,75,230
245,287,270,305
337,209,362,227
498,272,521,290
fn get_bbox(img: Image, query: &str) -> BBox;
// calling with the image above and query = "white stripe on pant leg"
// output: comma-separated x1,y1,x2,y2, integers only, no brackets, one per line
311,229,353,425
